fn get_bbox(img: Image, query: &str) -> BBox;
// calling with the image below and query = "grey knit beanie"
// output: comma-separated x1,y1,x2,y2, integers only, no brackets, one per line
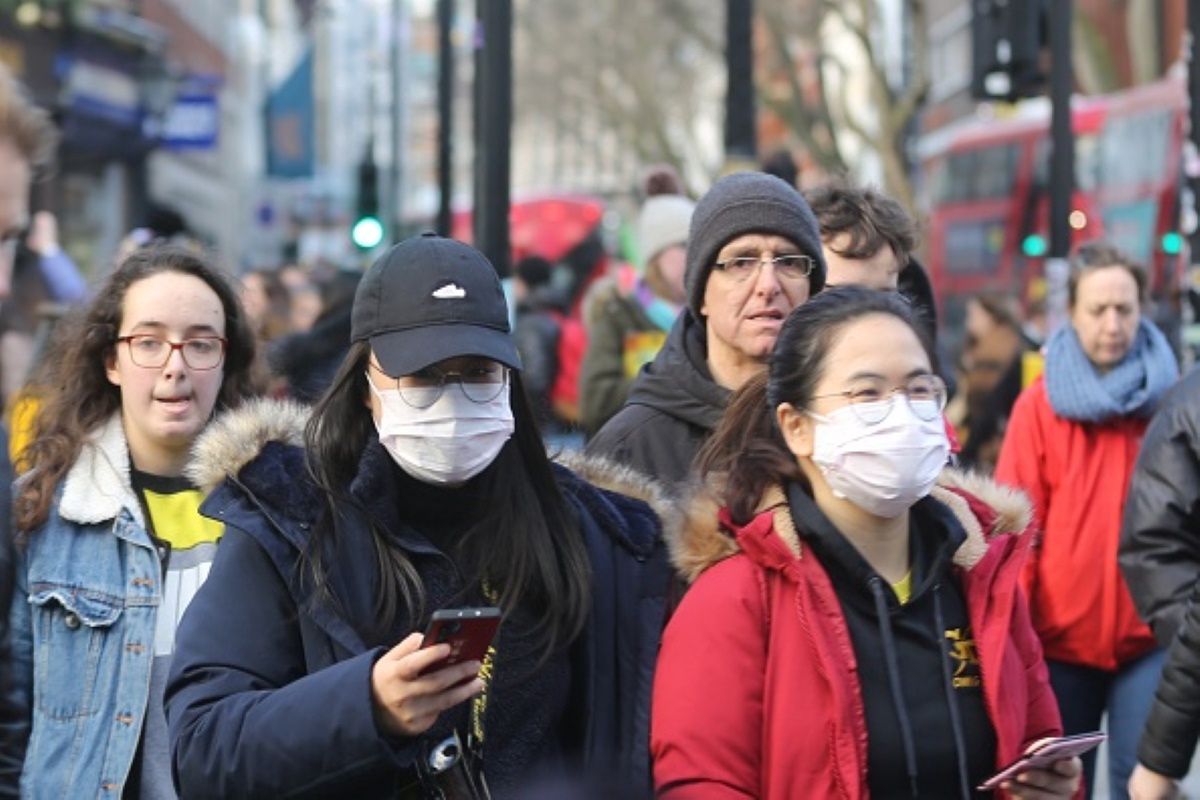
685,171,826,321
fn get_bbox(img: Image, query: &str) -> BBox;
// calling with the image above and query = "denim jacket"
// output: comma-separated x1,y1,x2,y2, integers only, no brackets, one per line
4,415,163,799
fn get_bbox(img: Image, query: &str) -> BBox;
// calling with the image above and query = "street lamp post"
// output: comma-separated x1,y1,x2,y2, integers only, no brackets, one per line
1045,0,1074,335
725,0,757,167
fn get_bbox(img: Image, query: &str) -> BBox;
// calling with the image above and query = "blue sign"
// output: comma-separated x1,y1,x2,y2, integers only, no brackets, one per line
266,49,314,178
162,93,219,150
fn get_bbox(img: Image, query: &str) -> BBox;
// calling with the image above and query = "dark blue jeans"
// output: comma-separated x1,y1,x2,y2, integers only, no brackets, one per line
1047,648,1166,800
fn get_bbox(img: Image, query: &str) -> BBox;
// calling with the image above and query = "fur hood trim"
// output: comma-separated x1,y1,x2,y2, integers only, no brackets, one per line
59,414,143,527
670,468,1034,584
188,398,309,495
554,450,678,535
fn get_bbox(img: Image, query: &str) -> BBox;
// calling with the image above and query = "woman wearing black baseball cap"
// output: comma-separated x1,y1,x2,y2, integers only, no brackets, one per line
164,234,674,798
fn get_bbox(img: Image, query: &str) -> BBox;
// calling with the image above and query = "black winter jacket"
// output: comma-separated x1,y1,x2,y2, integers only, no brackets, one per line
584,311,729,490
1119,366,1200,778
164,400,674,799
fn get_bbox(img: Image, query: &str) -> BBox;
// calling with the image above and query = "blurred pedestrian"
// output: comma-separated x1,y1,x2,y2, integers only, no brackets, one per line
652,287,1079,799
1119,366,1200,799
996,241,1178,799
0,62,56,797
955,292,1039,473
586,171,825,488
580,169,694,434
759,148,799,189
1,245,258,797
511,255,567,432
165,235,673,798
268,268,360,404
239,268,292,344
804,181,961,413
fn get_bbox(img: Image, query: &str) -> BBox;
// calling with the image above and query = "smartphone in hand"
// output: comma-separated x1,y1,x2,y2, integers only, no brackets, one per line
417,607,502,677
976,731,1106,792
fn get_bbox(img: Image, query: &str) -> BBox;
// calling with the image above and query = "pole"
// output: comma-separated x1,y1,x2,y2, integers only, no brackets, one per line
436,0,454,236
390,0,405,242
1183,0,1200,366
472,0,511,277
724,0,757,166
1045,0,1074,335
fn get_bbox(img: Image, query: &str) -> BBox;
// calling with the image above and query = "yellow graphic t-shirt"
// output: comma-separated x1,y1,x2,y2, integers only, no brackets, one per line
130,468,224,795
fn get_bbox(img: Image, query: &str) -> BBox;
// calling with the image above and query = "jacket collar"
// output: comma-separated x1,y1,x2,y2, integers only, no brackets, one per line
58,414,144,528
188,397,310,495
668,468,1034,585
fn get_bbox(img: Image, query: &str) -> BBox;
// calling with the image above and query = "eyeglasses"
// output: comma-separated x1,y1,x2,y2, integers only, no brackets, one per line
713,253,816,283
369,361,509,409
810,374,947,426
116,334,227,370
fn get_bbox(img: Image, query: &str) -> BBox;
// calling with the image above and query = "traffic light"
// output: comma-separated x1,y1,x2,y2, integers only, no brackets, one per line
1022,233,1048,258
972,0,1046,102
1162,231,1184,256
352,154,384,250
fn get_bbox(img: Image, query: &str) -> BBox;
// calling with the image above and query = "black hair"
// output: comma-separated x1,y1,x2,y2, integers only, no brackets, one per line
302,341,591,657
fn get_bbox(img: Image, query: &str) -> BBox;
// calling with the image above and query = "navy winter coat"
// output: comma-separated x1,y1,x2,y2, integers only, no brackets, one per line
164,400,674,799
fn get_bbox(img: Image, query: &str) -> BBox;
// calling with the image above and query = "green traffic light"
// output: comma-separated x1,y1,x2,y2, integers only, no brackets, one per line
1022,234,1048,258
352,216,384,250
1161,231,1183,255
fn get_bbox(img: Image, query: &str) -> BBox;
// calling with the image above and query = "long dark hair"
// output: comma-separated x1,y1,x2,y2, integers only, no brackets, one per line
303,342,591,656
696,286,933,525
16,245,259,533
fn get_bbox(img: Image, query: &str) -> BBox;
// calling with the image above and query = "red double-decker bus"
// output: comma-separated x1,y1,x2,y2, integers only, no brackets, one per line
919,74,1187,333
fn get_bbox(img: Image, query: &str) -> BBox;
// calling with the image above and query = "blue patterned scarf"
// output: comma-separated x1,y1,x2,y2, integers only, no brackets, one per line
1045,319,1178,423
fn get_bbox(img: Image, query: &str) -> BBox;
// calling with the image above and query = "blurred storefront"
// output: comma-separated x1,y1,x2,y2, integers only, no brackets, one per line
0,1,170,275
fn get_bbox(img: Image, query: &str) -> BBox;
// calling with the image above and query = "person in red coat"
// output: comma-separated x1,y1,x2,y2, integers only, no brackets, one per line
995,242,1178,799
652,287,1080,799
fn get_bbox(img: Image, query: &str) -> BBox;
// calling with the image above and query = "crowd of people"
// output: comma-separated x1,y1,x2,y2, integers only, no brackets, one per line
0,61,1196,800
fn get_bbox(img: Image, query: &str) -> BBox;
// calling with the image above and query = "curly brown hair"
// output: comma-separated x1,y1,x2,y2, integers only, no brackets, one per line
804,181,918,264
15,245,260,534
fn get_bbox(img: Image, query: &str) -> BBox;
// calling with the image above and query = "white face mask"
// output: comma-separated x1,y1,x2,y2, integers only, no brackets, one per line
368,379,515,486
809,396,949,518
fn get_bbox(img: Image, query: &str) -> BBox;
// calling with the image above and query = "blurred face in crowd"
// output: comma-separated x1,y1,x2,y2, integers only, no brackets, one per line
822,234,901,291
240,273,269,328
0,139,32,299
654,244,687,305
702,233,811,389
962,298,1021,397
106,271,227,475
1070,265,1141,372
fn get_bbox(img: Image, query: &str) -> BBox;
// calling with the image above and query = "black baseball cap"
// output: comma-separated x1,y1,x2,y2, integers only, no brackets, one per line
351,233,522,376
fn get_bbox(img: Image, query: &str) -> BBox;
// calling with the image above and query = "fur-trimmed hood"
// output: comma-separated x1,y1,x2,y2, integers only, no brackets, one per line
187,397,309,496
188,397,678,530
667,469,1034,585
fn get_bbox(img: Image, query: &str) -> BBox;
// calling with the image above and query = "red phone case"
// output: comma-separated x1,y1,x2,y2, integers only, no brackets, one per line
976,732,1106,791
417,607,502,677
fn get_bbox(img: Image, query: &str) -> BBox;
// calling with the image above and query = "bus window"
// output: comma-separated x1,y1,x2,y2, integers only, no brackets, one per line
1099,109,1170,189
935,144,1019,204
1032,133,1100,192
944,218,1007,274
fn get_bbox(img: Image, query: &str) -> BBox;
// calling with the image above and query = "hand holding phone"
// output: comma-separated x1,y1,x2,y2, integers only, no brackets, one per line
369,630,488,738
369,607,501,738
977,731,1104,792
417,607,502,677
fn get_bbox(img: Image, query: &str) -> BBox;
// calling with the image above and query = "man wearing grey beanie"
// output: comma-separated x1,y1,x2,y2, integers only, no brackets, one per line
587,171,826,488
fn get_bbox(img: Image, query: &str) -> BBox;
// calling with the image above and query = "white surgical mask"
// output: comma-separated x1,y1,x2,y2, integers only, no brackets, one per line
368,378,515,486
809,396,949,518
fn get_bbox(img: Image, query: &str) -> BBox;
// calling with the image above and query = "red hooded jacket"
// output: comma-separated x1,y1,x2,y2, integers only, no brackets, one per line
652,473,1063,799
